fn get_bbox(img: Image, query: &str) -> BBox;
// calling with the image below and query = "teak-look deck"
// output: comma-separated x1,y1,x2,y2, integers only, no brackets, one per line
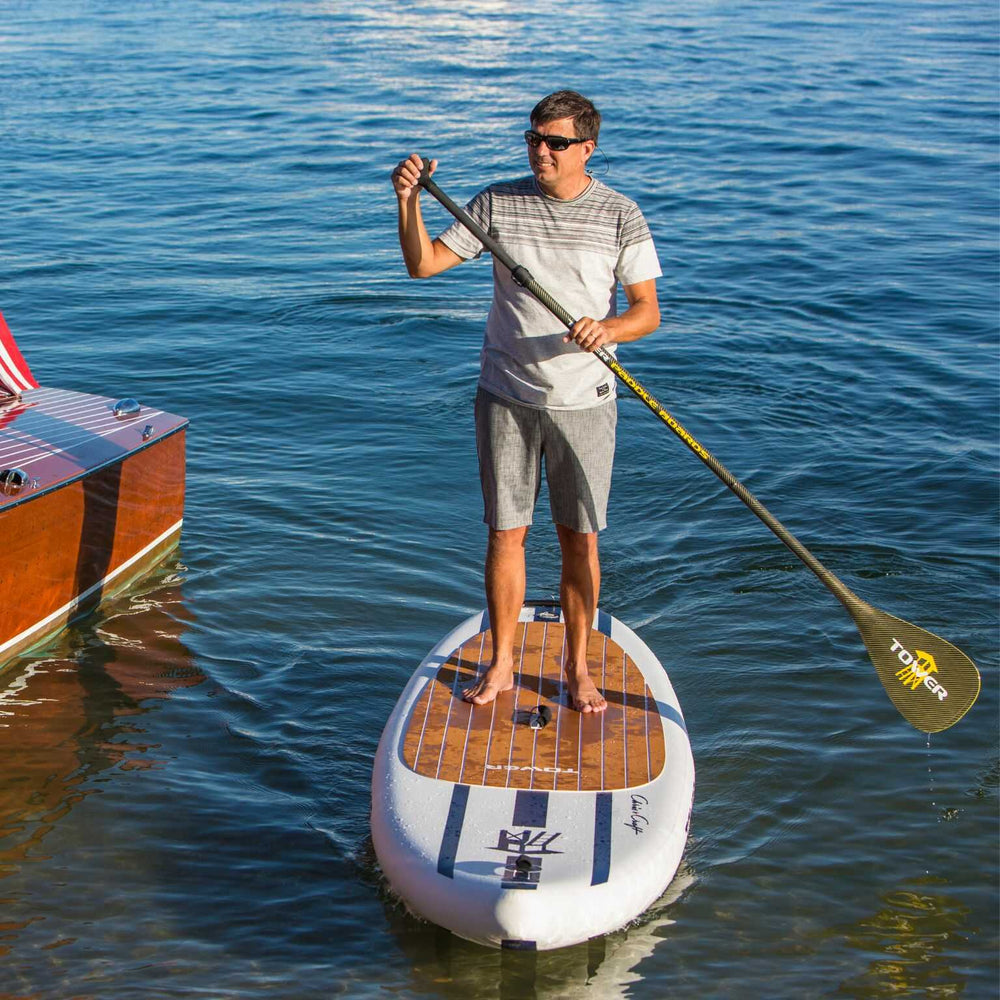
403,619,666,792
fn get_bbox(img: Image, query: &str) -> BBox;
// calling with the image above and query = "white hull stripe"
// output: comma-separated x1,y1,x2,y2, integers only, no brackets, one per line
0,518,183,657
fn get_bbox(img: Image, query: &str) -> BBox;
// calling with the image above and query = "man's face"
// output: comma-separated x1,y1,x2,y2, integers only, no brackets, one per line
527,116,594,194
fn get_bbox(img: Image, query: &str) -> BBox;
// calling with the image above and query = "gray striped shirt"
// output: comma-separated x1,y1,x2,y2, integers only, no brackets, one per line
439,176,661,409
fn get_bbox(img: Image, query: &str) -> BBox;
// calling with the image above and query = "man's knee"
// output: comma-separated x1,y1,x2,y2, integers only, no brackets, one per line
488,525,529,554
556,524,598,560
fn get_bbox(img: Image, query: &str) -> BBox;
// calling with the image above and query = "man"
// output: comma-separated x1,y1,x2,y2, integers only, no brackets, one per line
391,91,661,713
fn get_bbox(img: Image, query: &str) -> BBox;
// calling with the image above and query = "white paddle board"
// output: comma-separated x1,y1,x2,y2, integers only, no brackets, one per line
371,602,694,951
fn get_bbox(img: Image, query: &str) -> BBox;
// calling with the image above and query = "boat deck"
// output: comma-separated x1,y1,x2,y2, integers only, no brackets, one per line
0,387,187,508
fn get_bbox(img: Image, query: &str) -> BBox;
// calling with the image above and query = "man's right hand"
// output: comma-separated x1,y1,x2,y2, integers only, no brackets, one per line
392,154,461,279
391,154,437,202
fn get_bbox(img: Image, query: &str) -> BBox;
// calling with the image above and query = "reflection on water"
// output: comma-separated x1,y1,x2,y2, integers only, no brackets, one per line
0,562,200,924
833,877,974,998
367,846,695,1000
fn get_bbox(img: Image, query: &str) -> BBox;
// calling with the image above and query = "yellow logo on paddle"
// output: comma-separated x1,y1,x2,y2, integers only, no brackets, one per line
891,640,948,701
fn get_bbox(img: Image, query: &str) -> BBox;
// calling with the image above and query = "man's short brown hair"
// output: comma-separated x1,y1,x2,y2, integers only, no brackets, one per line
530,91,601,143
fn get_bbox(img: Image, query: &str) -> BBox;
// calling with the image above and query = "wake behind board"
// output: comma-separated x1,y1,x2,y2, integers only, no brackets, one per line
371,602,695,951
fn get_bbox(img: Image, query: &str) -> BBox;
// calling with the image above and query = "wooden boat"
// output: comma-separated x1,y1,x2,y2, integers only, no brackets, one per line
0,312,187,672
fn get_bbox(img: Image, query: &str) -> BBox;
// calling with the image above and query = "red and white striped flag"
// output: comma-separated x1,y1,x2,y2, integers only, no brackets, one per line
0,311,39,396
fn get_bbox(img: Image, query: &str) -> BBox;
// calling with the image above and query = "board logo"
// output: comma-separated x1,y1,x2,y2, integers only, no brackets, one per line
491,829,563,887
891,640,948,701
625,793,649,836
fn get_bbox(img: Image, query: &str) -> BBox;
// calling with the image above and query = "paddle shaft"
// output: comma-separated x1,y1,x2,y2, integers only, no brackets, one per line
418,167,858,612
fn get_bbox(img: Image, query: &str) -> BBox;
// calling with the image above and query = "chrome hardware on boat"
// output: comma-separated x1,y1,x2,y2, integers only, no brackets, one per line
113,398,141,418
142,424,154,440
0,468,29,495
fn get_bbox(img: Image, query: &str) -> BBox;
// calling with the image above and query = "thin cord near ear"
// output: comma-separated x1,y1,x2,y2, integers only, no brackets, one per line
587,147,611,177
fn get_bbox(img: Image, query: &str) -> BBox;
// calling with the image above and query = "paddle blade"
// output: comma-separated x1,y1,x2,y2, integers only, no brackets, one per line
850,604,981,733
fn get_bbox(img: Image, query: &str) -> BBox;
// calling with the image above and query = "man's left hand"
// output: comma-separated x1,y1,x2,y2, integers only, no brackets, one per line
565,317,612,353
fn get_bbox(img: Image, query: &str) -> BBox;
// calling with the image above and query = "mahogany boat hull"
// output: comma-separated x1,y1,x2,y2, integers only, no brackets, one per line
0,387,187,672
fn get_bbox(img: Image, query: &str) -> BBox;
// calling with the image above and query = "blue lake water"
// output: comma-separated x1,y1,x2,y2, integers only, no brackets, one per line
2,1,997,996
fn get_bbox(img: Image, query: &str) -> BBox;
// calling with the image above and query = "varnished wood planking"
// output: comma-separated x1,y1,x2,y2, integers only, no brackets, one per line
403,618,666,792
577,630,608,791
0,430,186,666
458,632,495,784
435,635,479,783
506,622,546,790
625,651,652,787
602,638,628,792
531,622,566,791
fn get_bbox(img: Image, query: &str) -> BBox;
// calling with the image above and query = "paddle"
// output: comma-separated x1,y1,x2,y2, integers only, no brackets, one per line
416,161,981,733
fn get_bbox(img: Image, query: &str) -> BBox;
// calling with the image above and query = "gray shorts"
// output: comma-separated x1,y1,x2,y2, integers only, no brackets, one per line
475,387,617,533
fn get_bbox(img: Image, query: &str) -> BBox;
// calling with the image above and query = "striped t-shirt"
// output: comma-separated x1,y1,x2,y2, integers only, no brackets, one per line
438,176,661,410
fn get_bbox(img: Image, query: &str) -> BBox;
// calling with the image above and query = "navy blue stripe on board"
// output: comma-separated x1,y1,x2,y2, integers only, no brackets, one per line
436,784,470,878
596,609,612,637
591,791,613,885
661,701,688,733
512,789,549,828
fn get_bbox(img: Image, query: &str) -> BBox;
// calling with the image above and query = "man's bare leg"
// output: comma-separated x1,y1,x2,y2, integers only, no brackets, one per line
557,524,607,713
463,525,528,705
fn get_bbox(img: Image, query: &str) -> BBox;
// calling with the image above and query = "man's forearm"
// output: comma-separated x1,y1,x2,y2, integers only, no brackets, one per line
397,195,435,278
602,297,661,344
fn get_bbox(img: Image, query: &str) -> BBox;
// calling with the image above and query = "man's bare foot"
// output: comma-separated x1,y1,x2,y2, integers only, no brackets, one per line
566,665,607,713
463,661,514,706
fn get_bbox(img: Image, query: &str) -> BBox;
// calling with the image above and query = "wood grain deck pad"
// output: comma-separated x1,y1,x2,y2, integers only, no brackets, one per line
402,619,666,791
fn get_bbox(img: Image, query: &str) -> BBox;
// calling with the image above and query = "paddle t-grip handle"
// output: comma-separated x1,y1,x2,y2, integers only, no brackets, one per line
418,156,433,187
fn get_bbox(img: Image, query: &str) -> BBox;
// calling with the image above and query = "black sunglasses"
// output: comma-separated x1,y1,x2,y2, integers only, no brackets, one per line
523,129,589,152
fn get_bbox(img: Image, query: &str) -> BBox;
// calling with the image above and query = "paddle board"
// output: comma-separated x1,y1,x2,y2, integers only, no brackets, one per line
371,602,694,951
